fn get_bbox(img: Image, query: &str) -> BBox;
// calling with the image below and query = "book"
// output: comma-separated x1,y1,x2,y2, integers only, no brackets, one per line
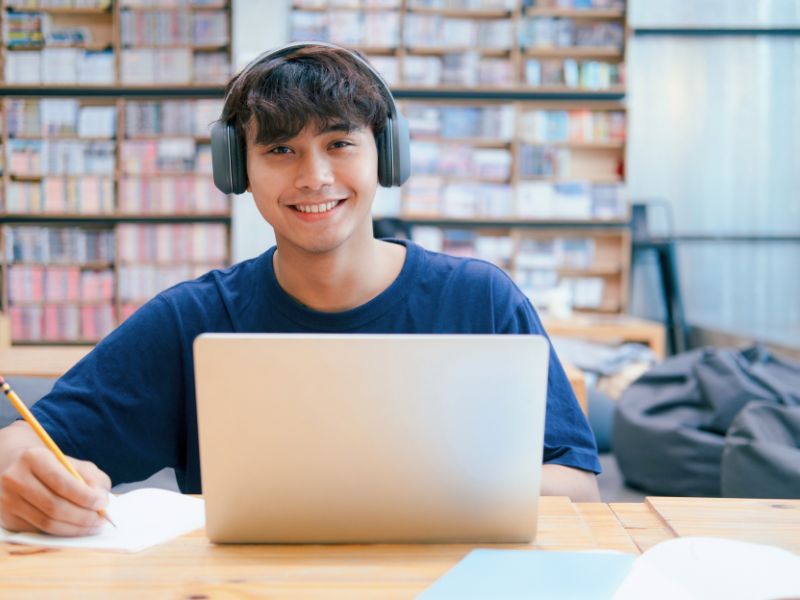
418,537,800,600
5,226,115,264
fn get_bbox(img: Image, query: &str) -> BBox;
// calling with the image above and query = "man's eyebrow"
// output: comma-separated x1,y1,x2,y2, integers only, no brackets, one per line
319,122,357,134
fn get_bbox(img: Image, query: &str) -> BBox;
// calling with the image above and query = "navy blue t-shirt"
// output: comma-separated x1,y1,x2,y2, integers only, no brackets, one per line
31,239,600,492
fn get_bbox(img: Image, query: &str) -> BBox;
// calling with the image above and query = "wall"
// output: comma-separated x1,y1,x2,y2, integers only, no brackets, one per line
627,0,800,348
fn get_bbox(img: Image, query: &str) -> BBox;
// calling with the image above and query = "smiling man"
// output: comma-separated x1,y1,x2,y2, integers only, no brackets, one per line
0,43,600,537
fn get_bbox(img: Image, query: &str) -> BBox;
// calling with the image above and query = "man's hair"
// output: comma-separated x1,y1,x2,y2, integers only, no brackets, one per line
220,45,391,148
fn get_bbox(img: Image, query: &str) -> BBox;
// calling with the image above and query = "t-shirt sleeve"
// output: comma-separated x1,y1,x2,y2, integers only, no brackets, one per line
29,296,186,486
500,298,601,474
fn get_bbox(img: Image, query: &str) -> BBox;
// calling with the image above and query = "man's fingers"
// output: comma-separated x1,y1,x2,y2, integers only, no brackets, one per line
4,462,104,530
74,459,112,494
10,495,103,537
23,449,108,511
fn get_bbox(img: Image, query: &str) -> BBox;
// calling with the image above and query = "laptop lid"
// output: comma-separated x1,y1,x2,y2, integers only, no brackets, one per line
194,334,549,544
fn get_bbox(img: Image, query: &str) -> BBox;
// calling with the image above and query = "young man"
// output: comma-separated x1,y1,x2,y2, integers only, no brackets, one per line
0,44,600,537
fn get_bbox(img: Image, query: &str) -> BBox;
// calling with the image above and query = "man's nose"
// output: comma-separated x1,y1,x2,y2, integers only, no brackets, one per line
295,150,334,190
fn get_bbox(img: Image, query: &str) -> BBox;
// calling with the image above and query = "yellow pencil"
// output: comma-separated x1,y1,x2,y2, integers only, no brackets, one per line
0,375,116,529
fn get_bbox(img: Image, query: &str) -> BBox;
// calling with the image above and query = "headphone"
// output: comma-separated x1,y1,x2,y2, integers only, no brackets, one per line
211,41,411,195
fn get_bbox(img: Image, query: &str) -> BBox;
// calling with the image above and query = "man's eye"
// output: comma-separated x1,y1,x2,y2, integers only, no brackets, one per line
268,146,291,155
330,140,352,149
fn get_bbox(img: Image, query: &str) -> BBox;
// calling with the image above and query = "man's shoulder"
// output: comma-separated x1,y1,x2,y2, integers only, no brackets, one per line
161,253,263,297
155,252,267,320
414,242,520,293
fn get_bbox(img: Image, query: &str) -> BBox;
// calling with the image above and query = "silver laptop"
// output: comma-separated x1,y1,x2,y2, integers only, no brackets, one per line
193,334,549,544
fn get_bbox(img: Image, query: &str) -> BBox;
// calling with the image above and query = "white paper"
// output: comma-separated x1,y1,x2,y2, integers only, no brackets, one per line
0,488,204,553
613,536,800,600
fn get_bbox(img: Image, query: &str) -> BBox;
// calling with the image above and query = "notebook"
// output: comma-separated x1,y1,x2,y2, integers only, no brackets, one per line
418,537,800,600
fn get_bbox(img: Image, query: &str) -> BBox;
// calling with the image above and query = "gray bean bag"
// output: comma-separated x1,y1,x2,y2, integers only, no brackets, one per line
612,345,800,497
722,404,800,499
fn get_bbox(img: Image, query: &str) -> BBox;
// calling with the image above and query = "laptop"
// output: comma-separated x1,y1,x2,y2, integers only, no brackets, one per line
193,333,549,544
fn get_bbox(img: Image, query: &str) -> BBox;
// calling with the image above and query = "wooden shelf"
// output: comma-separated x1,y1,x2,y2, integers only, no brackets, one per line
9,173,114,180
121,171,214,177
9,135,115,141
8,43,113,51
121,4,227,11
391,215,630,227
125,134,211,142
5,6,112,15
524,47,624,59
0,213,230,222
116,260,224,267
10,339,102,346
347,46,398,55
410,136,512,148
0,85,227,93
519,174,624,183
405,47,512,57
406,7,513,19
6,261,113,269
290,4,399,13
8,299,113,307
517,85,626,94
121,44,229,51
556,266,623,277
424,175,512,184
519,140,625,150
524,7,625,19
542,314,667,359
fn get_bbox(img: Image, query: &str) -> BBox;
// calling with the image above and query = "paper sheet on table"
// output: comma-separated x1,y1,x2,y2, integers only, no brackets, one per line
0,488,205,553
613,536,800,600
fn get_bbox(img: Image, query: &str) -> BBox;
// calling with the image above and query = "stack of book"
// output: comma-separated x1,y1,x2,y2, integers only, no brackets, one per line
117,223,228,318
411,227,514,271
525,58,623,89
519,17,624,49
5,226,116,342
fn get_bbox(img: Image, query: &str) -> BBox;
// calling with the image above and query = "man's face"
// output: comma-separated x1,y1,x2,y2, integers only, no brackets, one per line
245,119,379,256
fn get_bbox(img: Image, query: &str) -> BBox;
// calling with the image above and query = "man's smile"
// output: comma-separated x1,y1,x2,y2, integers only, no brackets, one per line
288,198,348,221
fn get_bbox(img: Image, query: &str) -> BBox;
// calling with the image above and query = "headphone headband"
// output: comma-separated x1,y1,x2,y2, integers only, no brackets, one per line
229,41,399,119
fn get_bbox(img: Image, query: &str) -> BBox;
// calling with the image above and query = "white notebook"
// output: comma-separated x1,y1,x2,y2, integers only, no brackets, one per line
419,537,800,600
0,488,205,553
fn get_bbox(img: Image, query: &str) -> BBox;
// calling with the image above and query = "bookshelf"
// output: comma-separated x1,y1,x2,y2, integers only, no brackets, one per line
0,0,231,87
0,0,232,345
292,0,630,317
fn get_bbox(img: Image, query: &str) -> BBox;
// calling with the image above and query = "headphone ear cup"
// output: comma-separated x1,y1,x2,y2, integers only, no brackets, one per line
228,127,247,194
375,124,392,188
393,111,410,186
211,120,247,195
376,114,410,188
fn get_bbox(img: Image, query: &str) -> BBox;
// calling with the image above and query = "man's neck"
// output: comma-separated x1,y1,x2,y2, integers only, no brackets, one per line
273,237,406,313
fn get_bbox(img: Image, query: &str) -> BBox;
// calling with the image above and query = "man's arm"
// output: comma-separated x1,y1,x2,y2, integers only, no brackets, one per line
0,421,110,536
540,463,601,502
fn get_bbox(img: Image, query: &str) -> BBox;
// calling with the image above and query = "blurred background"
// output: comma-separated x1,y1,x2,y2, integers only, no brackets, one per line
0,0,798,500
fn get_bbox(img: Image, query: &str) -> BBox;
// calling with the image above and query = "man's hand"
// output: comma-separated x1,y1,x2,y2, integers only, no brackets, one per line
0,437,111,537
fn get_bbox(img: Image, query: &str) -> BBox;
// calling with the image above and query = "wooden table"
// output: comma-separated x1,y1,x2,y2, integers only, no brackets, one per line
1,497,797,598
543,314,667,360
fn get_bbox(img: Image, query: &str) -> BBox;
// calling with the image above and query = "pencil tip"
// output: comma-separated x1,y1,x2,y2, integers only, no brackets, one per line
100,510,117,528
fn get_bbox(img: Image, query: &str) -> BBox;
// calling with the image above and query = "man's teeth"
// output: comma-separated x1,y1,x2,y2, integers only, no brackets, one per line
295,200,341,214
